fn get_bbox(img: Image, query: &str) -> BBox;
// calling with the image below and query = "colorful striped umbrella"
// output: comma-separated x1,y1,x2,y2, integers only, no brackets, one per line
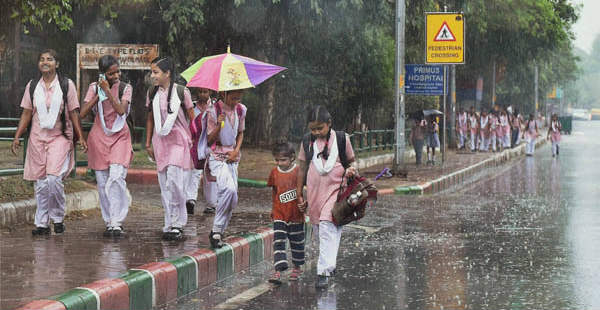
181,46,286,92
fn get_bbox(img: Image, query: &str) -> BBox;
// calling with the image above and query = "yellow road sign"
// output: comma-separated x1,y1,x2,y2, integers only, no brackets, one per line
426,13,465,64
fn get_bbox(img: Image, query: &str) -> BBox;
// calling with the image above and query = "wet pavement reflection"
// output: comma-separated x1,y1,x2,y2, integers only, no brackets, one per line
0,187,273,309
172,121,600,310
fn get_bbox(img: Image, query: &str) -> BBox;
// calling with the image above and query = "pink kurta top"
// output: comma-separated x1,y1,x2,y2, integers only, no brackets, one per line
84,82,133,170
550,120,561,142
206,100,247,162
20,76,79,181
298,132,355,224
525,120,538,140
489,115,498,137
145,84,194,172
469,115,478,134
458,113,467,134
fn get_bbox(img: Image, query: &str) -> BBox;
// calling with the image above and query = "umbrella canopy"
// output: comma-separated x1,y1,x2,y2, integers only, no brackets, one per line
181,47,286,92
423,109,443,116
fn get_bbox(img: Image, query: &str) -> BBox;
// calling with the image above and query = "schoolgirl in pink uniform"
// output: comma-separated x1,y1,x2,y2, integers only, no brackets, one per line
489,111,498,152
11,49,87,235
296,105,357,289
479,110,490,152
185,87,218,215
547,113,562,157
468,107,479,152
81,55,133,237
499,110,511,150
457,108,468,149
145,57,195,241
523,113,539,156
205,89,247,248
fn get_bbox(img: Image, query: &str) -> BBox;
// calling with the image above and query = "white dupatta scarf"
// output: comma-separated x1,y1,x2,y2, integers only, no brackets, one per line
97,83,129,136
153,84,181,136
311,132,339,175
33,79,63,129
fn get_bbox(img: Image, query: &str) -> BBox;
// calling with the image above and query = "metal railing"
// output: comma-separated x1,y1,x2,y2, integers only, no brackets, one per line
0,118,146,176
349,128,411,154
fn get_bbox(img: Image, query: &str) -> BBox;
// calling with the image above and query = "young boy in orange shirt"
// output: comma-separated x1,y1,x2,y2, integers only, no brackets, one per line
267,141,305,284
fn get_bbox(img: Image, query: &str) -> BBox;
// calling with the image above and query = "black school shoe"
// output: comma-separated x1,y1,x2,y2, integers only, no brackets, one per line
186,200,196,215
209,231,224,248
103,227,113,237
163,227,184,241
203,206,215,214
112,226,124,237
54,222,65,234
32,226,51,235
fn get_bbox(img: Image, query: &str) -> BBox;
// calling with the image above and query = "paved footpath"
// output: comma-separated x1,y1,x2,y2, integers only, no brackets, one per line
0,185,272,310
0,140,543,309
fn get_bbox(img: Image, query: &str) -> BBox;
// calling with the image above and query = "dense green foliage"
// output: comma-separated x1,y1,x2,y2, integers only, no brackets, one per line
1,0,580,143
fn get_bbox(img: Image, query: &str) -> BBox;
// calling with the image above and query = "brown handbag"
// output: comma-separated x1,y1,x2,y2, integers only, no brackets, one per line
331,173,377,226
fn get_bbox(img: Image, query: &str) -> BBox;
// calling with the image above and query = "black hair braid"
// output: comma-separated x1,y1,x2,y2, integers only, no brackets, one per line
166,76,174,114
317,128,332,160
58,72,68,139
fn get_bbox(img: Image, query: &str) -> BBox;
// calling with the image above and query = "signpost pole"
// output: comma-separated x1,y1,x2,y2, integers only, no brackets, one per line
394,0,406,173
443,65,447,164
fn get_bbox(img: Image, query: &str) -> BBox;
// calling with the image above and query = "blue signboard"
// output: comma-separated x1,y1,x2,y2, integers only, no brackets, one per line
405,64,446,96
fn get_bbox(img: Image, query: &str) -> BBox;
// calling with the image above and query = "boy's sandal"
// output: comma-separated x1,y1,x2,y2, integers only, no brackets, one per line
268,271,282,284
289,268,302,281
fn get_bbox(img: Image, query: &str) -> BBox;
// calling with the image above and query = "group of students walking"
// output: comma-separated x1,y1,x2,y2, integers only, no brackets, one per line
410,106,563,165
11,50,243,246
11,49,359,289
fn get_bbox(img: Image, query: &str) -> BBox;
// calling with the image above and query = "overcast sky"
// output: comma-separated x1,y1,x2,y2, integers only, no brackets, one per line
571,0,600,53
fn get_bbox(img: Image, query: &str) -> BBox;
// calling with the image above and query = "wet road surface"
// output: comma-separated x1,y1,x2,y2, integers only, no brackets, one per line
0,187,273,309
170,120,600,310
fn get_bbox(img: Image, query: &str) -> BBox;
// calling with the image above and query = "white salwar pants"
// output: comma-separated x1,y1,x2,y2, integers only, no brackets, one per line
208,157,238,234
203,176,218,208
157,165,189,232
185,169,203,201
34,153,70,228
470,133,477,151
526,138,536,155
458,132,466,148
313,221,343,276
95,164,130,228
552,141,559,156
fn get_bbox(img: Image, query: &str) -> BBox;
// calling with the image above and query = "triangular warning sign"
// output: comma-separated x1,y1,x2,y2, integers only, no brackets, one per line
434,22,456,42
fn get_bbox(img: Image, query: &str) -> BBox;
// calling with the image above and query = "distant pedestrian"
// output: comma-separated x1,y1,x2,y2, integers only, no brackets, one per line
479,110,490,152
267,141,305,284
296,105,357,289
511,109,523,147
489,111,498,152
410,117,426,165
11,49,87,235
547,113,562,157
425,115,440,164
145,57,196,241
468,107,479,152
205,89,247,248
456,108,468,149
523,113,539,156
499,110,511,150
80,55,133,237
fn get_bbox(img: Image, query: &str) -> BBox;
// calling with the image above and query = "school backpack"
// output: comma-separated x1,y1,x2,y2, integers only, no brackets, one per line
28,75,75,141
189,100,245,170
301,131,349,185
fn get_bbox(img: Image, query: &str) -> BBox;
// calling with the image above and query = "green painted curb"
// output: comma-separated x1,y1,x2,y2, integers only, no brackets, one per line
165,256,198,297
213,245,234,280
119,270,153,310
51,288,97,310
243,233,265,266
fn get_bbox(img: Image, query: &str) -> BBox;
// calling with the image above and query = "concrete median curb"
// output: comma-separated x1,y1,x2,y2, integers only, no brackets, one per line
389,138,548,196
0,190,100,228
15,223,312,310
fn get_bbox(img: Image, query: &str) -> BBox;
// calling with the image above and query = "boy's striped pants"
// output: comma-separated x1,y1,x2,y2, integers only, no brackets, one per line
273,220,305,271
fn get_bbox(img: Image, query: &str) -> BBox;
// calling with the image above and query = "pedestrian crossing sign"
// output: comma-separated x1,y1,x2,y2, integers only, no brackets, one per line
426,13,465,64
